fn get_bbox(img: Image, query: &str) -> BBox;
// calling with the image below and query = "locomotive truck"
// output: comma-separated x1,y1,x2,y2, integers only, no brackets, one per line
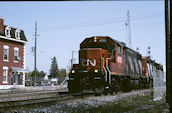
68,36,163,93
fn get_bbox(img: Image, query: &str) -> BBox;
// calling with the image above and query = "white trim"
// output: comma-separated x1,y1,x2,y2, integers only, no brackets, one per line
0,35,27,44
3,45,9,49
14,47,19,50
3,66,8,83
5,26,11,38
14,61,19,63
15,29,21,40
3,45,9,62
14,47,19,63
3,60,9,63
2,81,8,84
3,66,8,70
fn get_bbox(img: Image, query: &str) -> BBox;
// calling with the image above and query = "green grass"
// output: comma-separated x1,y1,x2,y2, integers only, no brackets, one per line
73,93,169,113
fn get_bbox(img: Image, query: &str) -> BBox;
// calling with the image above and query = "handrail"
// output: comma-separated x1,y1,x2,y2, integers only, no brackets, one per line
106,58,111,84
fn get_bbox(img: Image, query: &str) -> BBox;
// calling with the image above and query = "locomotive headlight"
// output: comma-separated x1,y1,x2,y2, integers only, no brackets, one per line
71,70,75,74
94,69,98,73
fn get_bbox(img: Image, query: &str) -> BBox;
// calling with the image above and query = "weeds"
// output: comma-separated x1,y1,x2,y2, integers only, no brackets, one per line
74,94,169,113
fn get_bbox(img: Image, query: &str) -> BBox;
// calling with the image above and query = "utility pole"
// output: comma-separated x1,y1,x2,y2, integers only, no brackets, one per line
71,51,74,68
165,0,171,107
125,10,132,48
71,51,78,68
33,21,39,87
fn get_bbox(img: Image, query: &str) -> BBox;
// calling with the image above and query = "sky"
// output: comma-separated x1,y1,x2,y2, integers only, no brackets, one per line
0,1,166,74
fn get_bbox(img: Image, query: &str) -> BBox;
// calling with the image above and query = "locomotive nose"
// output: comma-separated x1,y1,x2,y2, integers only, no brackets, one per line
79,48,108,72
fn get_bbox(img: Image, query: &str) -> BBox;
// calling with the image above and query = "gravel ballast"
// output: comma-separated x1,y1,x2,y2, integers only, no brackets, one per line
12,89,152,113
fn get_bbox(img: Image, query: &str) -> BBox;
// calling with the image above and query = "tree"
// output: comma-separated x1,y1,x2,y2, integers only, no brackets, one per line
58,68,66,84
49,56,59,78
25,69,46,86
59,68,66,77
37,70,46,82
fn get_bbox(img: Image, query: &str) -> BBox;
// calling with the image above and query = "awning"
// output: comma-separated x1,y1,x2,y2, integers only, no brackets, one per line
11,67,29,73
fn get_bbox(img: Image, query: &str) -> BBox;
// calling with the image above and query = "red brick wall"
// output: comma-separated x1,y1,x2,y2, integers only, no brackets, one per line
0,38,24,85
0,18,4,33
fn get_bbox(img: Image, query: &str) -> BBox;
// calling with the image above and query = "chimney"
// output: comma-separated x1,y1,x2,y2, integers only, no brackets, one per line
0,18,4,34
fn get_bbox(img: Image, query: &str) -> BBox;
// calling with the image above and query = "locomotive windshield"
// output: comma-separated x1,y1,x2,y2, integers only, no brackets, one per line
81,38,108,50
87,43,107,50
80,38,117,53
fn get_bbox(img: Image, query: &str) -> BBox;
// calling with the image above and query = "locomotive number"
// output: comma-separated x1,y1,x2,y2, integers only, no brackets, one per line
117,56,122,63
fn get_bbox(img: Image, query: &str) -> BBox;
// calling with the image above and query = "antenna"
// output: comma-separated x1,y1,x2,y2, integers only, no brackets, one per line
147,46,151,57
136,47,139,52
125,10,132,48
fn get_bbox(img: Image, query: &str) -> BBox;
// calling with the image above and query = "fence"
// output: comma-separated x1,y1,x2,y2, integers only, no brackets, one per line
153,69,166,101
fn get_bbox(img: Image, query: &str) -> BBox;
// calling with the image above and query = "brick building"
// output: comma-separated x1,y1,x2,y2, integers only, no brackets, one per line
0,18,28,89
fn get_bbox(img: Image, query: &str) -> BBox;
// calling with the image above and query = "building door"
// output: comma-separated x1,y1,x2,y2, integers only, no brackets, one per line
13,74,18,85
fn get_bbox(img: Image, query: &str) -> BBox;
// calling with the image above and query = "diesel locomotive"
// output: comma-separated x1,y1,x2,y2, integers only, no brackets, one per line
68,36,163,93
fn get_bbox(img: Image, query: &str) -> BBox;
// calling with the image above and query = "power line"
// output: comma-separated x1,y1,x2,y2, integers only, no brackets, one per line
39,12,163,32
41,12,162,29
38,22,164,41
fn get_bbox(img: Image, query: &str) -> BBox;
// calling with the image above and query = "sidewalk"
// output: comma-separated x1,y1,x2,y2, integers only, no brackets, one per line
22,85,68,91
0,85,68,94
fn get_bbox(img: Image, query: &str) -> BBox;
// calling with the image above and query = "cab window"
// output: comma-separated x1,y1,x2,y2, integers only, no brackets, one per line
109,43,116,63
109,43,115,53
118,45,121,55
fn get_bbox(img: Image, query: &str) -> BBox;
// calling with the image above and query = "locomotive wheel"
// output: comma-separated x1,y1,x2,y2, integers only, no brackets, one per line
104,89,108,95
115,88,118,94
149,79,153,89
103,86,109,95
109,85,114,95
109,89,114,95
94,88,101,96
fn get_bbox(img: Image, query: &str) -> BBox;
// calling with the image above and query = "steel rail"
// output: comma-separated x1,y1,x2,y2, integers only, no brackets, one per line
0,92,85,109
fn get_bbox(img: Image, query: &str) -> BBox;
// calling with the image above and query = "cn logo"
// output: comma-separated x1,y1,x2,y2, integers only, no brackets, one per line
82,59,96,66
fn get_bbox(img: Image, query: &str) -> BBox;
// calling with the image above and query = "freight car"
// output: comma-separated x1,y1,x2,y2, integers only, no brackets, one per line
68,36,163,93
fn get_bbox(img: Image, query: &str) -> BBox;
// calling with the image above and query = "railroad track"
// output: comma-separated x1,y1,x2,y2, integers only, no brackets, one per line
0,91,86,112
0,88,67,95
0,90,61,101
0,89,152,113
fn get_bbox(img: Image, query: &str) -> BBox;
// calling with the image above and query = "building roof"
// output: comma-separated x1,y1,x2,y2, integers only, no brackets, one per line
0,25,27,43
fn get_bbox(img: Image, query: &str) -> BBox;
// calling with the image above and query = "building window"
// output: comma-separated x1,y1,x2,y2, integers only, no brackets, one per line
3,45,9,61
14,47,20,62
15,29,21,40
3,67,8,83
5,26,11,38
